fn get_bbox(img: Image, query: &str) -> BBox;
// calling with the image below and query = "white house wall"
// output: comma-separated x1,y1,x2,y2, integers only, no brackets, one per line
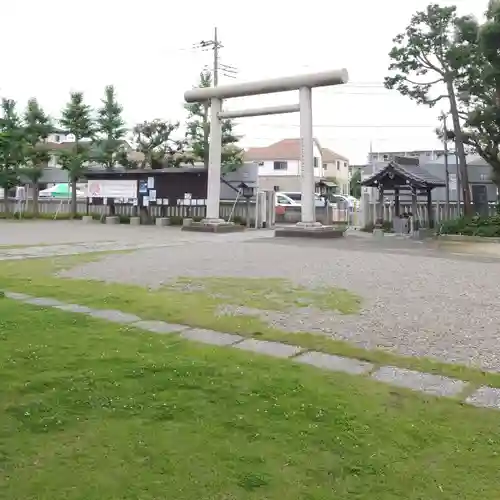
257,141,324,178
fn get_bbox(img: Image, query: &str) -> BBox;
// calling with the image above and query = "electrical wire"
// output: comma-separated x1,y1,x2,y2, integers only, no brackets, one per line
242,123,435,129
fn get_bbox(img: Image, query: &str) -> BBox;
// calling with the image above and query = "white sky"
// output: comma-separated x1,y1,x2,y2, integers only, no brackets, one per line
1,0,486,164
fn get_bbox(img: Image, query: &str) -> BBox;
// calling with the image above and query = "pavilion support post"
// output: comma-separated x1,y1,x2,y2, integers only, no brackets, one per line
394,186,400,217
426,188,433,229
393,186,400,234
411,187,418,232
376,184,384,228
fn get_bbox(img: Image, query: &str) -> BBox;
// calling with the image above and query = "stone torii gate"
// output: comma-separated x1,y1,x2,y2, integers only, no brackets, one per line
183,68,349,236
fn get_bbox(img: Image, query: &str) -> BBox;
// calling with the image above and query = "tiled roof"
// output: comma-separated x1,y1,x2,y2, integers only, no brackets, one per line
321,147,348,162
245,138,335,161
361,160,446,188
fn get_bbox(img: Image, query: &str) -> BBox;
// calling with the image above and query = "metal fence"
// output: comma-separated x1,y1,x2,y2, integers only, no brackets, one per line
0,198,256,222
364,201,498,227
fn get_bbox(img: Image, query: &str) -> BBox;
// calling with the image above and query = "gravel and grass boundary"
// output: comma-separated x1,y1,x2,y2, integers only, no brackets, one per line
3,291,499,411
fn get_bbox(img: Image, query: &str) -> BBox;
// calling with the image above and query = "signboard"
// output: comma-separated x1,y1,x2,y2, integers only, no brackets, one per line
449,174,457,191
87,180,137,199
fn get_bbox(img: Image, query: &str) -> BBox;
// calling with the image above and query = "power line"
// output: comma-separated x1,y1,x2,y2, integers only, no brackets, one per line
237,123,436,129
192,27,239,85
241,136,440,142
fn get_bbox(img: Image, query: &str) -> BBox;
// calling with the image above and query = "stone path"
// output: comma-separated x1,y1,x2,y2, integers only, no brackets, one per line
4,290,500,411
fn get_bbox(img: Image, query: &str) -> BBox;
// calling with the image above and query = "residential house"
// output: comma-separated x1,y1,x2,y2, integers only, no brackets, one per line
321,148,350,195
368,149,445,165
44,130,133,169
245,138,349,192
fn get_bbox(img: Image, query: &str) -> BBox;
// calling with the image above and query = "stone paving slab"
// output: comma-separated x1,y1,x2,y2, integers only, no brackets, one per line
24,297,64,307
53,303,94,314
180,328,243,346
371,366,468,397
466,386,500,409
295,351,373,375
234,339,303,358
132,320,188,334
5,291,32,300
7,289,500,411
86,309,142,324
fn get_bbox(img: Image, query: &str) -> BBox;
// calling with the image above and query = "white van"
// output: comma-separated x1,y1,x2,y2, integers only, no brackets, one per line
275,192,325,207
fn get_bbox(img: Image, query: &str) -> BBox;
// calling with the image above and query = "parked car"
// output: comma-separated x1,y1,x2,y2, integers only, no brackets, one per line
275,191,359,209
275,192,326,207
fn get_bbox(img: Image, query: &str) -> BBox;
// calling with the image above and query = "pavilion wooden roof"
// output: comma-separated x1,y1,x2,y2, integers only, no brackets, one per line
361,159,446,189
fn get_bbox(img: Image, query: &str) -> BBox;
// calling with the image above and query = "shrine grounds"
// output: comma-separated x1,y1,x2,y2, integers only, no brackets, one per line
2,220,500,499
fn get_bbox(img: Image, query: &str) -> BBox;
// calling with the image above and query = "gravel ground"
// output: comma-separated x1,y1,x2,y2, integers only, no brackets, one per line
0,220,266,247
59,231,500,372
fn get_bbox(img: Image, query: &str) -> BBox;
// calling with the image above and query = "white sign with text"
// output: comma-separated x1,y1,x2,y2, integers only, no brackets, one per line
87,180,138,199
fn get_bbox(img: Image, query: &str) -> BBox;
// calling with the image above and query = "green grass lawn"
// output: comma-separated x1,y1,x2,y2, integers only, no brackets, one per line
1,253,500,390
1,299,500,499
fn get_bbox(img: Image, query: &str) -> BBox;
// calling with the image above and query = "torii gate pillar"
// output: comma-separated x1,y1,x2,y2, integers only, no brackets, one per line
183,68,349,235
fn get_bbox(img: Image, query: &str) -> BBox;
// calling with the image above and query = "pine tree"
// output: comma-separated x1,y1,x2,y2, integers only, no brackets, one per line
385,4,472,213
0,99,25,213
94,85,127,170
185,70,243,171
22,98,53,216
59,92,94,217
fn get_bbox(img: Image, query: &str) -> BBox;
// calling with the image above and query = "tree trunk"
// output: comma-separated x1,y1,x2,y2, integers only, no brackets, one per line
32,183,39,217
71,176,77,218
3,186,9,214
446,78,472,215
72,138,79,218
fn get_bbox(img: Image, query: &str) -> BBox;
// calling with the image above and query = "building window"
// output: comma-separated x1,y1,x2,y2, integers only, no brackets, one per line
313,157,319,168
480,173,488,181
273,185,280,191
322,163,327,169
336,160,340,170
383,154,389,161
273,161,287,171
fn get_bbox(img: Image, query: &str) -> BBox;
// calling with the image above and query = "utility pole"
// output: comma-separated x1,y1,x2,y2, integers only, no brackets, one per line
196,28,238,86
213,27,219,86
193,29,238,168
441,112,450,219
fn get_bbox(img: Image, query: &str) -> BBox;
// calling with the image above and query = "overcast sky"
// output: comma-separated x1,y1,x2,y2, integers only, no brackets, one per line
1,0,486,164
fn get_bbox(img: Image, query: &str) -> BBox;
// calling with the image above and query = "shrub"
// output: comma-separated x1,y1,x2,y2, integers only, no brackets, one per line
439,215,500,237
169,216,183,226
361,220,393,233
118,215,131,224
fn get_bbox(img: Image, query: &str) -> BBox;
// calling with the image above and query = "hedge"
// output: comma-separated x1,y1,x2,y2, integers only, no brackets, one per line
439,214,500,237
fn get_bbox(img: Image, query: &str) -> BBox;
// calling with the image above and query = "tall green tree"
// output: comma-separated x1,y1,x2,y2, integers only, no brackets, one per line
451,2,500,184
22,98,53,216
349,169,362,199
0,99,25,213
93,85,127,170
59,91,94,217
123,119,188,169
384,3,472,214
185,69,243,171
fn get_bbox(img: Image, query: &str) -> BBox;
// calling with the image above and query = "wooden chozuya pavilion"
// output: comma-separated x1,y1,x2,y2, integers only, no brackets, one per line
361,157,446,230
